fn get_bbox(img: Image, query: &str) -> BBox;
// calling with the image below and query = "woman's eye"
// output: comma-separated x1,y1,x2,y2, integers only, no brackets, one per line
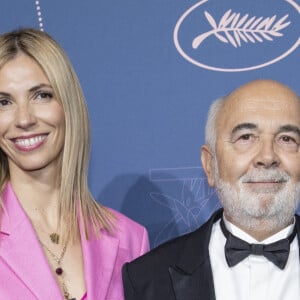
36,91,53,100
0,99,10,106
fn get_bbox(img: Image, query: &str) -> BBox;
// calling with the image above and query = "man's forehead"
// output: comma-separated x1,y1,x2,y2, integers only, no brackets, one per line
222,96,299,114
216,80,300,132
220,80,300,117
225,79,299,101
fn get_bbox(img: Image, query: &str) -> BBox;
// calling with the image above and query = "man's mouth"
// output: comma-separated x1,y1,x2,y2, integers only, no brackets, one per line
243,181,286,193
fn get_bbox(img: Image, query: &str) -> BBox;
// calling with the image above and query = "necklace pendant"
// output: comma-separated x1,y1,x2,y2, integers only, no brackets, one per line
56,267,63,275
50,233,60,244
63,290,70,299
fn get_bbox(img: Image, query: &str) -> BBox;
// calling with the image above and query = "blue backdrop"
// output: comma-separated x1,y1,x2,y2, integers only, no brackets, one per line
1,0,299,247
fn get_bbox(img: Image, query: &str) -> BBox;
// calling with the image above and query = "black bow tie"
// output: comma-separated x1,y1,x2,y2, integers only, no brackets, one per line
220,218,297,270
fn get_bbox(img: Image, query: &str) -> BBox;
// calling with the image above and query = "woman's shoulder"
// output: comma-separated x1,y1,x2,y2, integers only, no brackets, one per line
107,207,146,233
104,207,149,251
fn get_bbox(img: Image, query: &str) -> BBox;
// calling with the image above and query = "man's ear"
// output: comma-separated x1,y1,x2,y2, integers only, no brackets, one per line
201,145,215,187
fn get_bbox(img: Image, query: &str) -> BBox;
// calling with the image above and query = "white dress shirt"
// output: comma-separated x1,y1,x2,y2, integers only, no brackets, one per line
209,217,300,300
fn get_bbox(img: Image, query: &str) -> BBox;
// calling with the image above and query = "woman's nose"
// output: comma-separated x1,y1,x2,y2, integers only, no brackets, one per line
15,104,37,129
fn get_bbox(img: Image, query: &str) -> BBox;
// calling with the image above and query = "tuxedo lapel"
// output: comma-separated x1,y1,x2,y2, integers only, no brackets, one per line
80,226,119,300
295,215,300,259
169,259,215,300
169,209,223,300
169,212,300,300
0,183,62,300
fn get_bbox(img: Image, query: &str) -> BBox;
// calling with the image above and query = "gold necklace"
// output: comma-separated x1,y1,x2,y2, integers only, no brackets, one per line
39,237,75,300
32,208,60,244
49,232,60,244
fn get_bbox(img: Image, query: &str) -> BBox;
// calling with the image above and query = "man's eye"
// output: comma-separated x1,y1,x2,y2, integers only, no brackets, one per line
240,134,251,140
233,133,257,146
280,136,296,143
276,135,299,152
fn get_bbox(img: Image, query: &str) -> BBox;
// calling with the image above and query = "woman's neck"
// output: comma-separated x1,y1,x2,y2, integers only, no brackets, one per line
9,168,61,226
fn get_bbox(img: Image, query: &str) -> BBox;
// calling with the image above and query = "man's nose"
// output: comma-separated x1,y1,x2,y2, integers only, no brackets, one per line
253,139,280,169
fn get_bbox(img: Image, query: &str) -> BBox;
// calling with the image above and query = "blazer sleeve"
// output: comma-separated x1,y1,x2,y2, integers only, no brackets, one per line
139,227,150,255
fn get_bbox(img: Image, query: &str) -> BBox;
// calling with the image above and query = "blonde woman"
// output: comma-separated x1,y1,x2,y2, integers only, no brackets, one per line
0,28,149,300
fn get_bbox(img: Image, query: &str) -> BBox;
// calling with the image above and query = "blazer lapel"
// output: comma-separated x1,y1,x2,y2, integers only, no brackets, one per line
80,226,119,300
169,209,223,300
0,183,62,300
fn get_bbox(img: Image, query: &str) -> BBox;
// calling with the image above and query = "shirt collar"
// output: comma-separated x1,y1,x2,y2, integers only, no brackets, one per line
223,214,295,244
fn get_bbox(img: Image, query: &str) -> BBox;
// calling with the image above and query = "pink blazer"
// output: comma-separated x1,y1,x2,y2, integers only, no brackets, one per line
0,182,149,299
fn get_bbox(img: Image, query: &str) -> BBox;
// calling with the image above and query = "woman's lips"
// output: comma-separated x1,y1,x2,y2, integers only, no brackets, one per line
12,134,47,151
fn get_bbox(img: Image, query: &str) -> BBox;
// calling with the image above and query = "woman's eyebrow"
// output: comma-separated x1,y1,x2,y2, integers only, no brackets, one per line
28,83,52,93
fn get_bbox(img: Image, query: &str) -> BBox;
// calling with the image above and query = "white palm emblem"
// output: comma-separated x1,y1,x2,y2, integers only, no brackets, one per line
193,10,291,48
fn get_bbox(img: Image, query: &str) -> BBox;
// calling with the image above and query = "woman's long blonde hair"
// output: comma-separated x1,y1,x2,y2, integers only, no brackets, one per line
0,28,113,240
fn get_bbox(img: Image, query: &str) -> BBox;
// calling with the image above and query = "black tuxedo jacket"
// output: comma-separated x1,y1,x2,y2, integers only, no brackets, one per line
122,209,300,300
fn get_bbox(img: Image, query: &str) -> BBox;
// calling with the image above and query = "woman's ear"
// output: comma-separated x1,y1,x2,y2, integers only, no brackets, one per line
200,145,215,187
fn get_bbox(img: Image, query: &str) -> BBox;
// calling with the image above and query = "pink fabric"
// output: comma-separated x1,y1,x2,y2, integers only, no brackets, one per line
81,292,87,300
0,182,150,300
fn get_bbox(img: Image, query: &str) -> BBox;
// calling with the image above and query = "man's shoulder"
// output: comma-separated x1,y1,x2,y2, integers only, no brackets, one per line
122,209,222,297
295,213,300,232
129,229,194,269
122,227,202,295
125,208,222,272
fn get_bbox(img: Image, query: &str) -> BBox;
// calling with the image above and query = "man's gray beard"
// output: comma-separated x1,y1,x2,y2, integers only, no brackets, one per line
213,162,300,233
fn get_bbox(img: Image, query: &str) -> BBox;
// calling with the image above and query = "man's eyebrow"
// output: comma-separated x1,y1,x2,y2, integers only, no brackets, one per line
231,123,257,135
278,125,300,137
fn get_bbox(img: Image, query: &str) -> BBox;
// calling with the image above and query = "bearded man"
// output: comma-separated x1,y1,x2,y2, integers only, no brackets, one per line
122,79,300,300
